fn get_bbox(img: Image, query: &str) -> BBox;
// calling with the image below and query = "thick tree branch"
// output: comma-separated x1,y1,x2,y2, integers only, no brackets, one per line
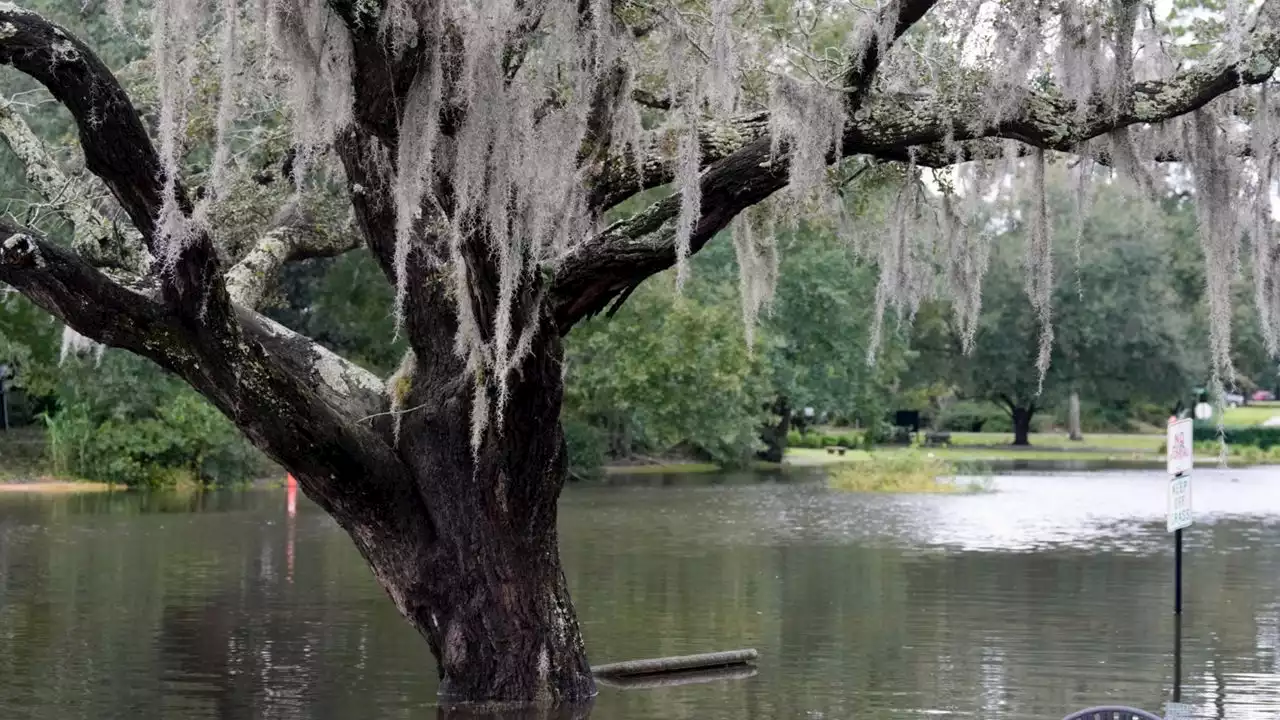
589,111,770,211
558,0,1280,328
1,5,406,529
2,217,403,521
0,5,169,243
0,4,238,333
236,309,387,421
589,0,938,211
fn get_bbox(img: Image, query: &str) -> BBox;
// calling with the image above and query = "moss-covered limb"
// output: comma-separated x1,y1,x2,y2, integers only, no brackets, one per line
559,0,1280,330
3,214,416,524
589,111,771,211
226,224,362,309
0,3,233,334
0,97,147,272
236,307,386,421
588,0,941,212
847,0,1280,159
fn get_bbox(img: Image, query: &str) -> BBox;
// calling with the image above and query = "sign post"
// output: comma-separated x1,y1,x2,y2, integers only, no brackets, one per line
1166,417,1194,713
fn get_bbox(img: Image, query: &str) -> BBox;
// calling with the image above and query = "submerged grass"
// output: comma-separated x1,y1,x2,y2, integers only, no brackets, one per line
827,453,994,494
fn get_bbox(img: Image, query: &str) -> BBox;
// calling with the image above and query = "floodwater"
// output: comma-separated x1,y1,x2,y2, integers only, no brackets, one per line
1,468,1278,719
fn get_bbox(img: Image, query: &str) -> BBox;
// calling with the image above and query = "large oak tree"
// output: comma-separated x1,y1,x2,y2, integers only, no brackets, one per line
4,0,1280,707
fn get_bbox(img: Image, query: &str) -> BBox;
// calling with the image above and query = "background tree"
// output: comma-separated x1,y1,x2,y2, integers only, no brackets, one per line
956,175,1196,445
5,0,1280,706
688,208,909,460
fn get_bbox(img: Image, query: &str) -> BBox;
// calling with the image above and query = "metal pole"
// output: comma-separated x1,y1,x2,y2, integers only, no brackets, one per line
1174,523,1184,703
1175,525,1183,615
1174,612,1183,703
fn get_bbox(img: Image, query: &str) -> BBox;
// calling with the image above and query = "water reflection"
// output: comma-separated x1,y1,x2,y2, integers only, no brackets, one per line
0,468,1278,719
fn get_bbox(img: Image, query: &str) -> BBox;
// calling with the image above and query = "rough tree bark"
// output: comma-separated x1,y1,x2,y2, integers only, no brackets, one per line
5,0,1280,708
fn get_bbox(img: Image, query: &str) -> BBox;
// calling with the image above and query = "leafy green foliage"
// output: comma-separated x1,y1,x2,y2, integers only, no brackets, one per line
0,292,59,397
786,428,861,449
695,214,908,426
44,351,273,487
563,274,772,469
934,400,1010,433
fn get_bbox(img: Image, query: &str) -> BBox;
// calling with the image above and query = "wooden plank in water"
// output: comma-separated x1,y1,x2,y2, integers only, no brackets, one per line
591,649,758,678
595,665,757,690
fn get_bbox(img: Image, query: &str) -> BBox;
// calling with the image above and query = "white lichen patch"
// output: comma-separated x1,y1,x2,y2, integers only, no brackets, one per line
314,351,352,396
50,38,78,63
0,21,17,39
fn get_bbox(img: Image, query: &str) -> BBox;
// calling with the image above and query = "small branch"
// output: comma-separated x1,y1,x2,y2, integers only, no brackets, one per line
843,0,941,113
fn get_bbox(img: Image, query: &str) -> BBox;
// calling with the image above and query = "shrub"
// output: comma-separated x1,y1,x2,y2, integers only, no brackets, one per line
1192,423,1280,449
861,421,894,447
785,429,857,450
44,351,272,488
564,419,608,480
1188,439,1280,464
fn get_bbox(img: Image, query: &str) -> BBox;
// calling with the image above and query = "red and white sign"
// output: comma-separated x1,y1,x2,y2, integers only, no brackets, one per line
1167,417,1193,476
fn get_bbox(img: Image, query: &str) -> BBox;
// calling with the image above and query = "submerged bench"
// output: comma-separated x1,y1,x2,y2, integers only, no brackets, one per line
591,649,758,679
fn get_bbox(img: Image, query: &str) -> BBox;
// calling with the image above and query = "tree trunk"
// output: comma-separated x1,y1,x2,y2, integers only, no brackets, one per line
1012,406,1034,446
757,395,791,463
1068,392,1083,441
358,332,596,705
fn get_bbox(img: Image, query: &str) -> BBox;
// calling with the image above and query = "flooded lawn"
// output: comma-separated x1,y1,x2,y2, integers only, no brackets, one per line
1,467,1278,718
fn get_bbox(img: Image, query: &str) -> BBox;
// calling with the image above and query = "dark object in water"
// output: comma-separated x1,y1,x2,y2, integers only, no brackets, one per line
591,649,758,679
595,664,757,690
